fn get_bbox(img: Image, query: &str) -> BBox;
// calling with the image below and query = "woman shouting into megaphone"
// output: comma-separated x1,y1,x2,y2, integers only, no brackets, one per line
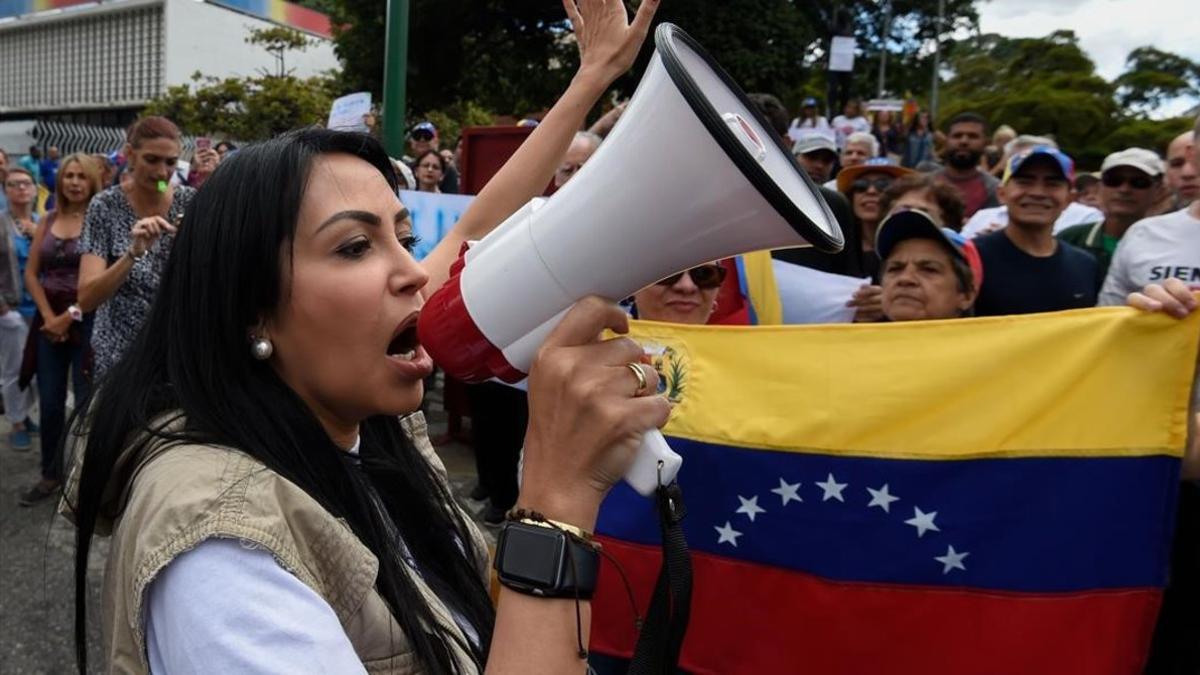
61,1,668,674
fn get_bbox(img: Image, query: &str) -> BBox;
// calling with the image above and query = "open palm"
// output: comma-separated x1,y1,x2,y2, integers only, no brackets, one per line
564,0,660,85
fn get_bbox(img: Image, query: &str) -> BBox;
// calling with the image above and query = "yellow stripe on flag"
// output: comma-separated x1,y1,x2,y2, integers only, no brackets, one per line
628,306,1200,460
738,250,782,325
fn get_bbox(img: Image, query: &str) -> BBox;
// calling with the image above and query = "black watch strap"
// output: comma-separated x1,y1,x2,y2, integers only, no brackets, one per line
494,520,599,599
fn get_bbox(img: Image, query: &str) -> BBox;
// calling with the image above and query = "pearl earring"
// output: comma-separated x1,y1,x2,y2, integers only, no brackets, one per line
251,337,273,360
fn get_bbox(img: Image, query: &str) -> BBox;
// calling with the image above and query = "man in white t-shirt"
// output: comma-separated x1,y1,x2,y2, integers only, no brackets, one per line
1098,117,1200,305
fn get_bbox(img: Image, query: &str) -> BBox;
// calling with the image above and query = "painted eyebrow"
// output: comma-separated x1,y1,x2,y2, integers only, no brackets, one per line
316,209,381,234
396,207,410,224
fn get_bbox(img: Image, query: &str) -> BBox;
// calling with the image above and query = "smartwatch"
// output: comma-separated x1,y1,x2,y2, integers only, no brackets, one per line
494,520,599,599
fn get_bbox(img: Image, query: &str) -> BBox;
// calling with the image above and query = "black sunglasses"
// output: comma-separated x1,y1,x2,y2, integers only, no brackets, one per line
410,130,434,141
1101,173,1154,190
656,264,727,289
852,177,893,193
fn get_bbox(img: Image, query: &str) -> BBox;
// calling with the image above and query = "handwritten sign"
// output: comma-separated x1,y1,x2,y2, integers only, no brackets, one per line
328,92,372,132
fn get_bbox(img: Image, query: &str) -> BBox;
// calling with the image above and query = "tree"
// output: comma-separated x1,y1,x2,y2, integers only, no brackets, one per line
143,27,338,141
937,30,1194,168
245,25,313,77
320,0,574,117
1114,47,1200,115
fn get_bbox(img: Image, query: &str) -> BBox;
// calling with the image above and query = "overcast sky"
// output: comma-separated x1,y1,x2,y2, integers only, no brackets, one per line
974,0,1199,117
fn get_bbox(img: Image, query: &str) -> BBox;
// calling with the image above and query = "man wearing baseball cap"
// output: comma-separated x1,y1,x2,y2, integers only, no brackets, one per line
1099,115,1200,306
875,208,982,321
786,96,831,144
972,145,1101,316
792,135,839,184
1058,148,1164,276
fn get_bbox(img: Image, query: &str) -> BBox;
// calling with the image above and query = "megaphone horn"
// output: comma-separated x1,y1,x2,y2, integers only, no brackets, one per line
419,23,844,496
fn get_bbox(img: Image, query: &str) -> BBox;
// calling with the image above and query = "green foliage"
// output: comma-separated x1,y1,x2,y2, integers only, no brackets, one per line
322,0,574,118
1114,47,1200,114
939,31,1197,168
314,0,979,120
144,72,337,141
246,26,312,77
417,101,495,146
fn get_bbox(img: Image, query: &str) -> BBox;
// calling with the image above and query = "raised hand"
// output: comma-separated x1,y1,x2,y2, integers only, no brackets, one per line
563,0,660,87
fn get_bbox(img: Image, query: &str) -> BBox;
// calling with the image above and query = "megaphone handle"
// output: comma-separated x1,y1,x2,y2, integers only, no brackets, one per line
626,429,683,497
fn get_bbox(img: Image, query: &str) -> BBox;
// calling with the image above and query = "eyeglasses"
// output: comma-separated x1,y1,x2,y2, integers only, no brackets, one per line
4,180,33,189
1101,173,1154,190
852,177,893,193
656,264,727,289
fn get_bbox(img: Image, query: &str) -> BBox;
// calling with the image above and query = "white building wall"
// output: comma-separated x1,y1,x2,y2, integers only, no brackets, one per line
162,0,339,87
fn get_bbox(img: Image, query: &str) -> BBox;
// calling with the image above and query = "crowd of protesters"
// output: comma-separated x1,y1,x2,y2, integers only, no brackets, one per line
0,7,1197,668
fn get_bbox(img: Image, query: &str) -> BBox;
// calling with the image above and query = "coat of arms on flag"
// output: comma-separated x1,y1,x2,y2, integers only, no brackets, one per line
591,307,1200,675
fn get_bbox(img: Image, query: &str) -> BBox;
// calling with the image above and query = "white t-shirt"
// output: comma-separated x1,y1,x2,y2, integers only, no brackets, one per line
1098,207,1200,305
831,114,871,149
787,116,832,143
961,202,1104,238
146,538,368,674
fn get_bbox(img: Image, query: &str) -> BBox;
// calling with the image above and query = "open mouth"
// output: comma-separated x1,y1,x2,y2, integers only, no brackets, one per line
387,316,421,360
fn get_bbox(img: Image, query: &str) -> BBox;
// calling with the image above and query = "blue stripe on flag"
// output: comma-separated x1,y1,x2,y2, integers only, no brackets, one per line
597,438,1179,593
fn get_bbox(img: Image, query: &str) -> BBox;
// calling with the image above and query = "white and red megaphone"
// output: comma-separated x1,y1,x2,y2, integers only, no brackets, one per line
418,24,843,496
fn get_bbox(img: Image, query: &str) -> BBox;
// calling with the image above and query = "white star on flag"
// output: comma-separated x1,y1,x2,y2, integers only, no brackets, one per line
736,495,766,522
816,473,848,502
935,545,970,574
866,484,900,513
715,521,742,547
770,478,802,505
904,506,940,538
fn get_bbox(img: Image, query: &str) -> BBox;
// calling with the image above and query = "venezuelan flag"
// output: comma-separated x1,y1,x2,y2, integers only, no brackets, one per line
592,307,1200,675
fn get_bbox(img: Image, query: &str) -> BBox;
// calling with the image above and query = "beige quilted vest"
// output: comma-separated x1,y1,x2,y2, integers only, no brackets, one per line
61,412,487,674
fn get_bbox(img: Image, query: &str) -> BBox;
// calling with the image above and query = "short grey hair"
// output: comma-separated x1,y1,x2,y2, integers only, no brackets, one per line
845,131,879,156
574,130,603,151
1003,134,1057,156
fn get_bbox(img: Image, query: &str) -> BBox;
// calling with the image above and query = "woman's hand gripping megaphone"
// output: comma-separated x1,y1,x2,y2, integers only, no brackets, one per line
518,297,675,526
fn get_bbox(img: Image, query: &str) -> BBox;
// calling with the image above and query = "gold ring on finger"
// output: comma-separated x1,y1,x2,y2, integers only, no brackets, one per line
626,362,648,396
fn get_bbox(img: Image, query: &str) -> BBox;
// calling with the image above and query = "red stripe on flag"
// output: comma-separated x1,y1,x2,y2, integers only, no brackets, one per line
592,538,1161,675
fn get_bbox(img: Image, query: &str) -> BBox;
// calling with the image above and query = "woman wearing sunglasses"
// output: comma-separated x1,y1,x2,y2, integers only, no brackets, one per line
836,160,914,320
632,263,727,325
17,153,101,506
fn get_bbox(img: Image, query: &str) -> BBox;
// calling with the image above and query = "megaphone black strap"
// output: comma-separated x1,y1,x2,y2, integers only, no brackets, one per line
627,481,692,674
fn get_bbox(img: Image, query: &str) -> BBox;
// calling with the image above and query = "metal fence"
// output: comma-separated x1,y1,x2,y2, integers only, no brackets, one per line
0,2,163,114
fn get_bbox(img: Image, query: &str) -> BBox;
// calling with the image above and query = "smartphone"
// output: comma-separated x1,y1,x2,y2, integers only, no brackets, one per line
196,136,212,151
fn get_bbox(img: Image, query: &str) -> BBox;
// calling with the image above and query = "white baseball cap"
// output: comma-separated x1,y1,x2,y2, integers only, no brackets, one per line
792,134,837,157
1100,148,1164,177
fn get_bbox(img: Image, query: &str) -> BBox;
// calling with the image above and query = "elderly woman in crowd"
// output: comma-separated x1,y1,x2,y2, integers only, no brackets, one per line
17,153,101,505
834,132,878,177
874,209,982,322
847,171,966,321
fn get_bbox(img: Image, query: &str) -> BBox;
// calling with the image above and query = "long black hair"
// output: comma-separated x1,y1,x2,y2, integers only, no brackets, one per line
71,128,494,673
